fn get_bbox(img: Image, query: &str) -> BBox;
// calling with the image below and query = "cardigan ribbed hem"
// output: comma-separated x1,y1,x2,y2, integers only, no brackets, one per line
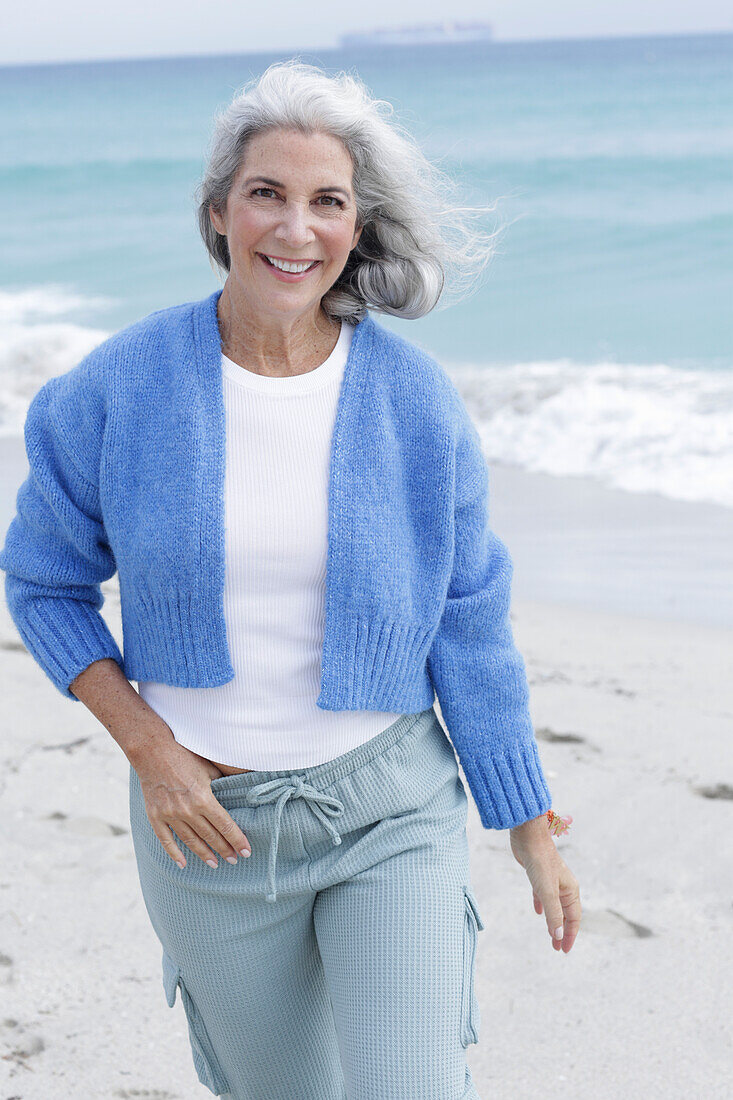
118,582,438,710
316,608,437,711
120,583,236,687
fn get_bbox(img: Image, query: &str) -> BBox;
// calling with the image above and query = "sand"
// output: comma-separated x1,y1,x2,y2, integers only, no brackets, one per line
0,434,731,1098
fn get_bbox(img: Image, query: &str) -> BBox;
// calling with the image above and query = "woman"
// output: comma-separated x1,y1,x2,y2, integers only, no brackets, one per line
0,60,580,1099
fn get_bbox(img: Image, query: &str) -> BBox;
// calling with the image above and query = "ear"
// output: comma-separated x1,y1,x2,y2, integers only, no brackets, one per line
351,223,363,250
209,205,225,236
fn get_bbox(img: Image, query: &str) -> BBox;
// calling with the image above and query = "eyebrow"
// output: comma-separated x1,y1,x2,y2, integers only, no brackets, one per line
243,176,351,198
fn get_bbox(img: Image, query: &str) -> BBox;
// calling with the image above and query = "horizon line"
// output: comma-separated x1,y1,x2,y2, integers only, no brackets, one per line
1,26,731,71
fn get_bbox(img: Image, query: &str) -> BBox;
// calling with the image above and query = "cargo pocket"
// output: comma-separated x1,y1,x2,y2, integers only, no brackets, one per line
162,951,230,1095
460,886,485,1047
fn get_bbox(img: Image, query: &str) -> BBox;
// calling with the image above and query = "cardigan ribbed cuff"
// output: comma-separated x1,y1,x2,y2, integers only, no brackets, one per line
15,594,124,700
456,737,552,830
428,634,554,829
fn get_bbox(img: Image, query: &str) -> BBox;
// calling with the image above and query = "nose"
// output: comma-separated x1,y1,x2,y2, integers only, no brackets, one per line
273,201,317,248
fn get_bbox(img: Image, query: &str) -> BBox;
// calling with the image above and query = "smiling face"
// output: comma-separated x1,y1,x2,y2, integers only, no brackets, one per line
209,128,363,325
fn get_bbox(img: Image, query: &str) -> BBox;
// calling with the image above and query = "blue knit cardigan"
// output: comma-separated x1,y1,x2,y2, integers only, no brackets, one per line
0,288,552,830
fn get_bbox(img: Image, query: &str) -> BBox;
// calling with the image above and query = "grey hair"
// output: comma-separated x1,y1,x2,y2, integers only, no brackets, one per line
195,58,506,324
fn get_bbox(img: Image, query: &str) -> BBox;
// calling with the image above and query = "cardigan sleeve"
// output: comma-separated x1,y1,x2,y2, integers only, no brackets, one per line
426,399,553,830
0,381,124,700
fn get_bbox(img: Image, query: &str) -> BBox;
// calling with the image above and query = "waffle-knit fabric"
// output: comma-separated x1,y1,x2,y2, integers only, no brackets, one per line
129,706,486,1099
0,287,552,829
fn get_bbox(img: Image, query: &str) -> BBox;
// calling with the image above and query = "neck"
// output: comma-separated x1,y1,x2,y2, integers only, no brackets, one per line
217,282,341,378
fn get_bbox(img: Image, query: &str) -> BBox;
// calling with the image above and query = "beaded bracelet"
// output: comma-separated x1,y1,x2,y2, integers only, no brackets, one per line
546,810,573,837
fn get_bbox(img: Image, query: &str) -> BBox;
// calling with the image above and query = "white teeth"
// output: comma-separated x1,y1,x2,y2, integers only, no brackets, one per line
264,255,316,273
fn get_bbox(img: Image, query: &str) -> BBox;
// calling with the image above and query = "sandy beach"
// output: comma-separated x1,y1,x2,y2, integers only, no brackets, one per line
0,434,731,1098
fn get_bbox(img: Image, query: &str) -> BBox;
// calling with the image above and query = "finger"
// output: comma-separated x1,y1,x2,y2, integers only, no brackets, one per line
543,896,566,947
533,892,543,916
204,806,252,859
558,886,582,951
192,813,246,864
151,821,188,869
171,817,227,868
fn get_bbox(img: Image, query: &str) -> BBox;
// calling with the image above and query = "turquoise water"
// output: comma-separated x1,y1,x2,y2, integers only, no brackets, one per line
1,33,731,506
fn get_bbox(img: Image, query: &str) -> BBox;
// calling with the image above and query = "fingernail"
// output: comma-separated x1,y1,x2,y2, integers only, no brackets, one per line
176,860,185,869
554,926,564,939
206,858,218,869
225,856,237,865
240,848,251,858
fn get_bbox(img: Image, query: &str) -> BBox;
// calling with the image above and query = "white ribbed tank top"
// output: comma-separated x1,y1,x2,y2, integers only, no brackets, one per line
137,320,404,769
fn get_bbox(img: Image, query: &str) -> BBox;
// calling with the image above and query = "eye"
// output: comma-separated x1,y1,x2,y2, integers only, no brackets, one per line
248,187,344,207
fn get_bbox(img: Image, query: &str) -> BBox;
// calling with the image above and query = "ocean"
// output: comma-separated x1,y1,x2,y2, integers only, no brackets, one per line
1,31,731,508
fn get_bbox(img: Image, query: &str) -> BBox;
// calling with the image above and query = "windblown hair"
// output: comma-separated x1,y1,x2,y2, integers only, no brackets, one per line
195,59,506,323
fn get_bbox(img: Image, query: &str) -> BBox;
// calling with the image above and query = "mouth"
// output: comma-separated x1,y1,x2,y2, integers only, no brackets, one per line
257,253,322,280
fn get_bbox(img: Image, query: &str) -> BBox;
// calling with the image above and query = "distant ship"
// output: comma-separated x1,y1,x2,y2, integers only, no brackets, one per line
339,21,494,48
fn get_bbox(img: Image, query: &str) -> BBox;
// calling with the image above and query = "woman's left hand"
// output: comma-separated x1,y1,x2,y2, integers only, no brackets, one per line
509,816,581,953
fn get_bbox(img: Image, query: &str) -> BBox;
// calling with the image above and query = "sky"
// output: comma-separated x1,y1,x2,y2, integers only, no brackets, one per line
2,0,731,66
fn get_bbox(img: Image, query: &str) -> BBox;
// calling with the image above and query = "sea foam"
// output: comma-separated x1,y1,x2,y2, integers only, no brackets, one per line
2,285,730,511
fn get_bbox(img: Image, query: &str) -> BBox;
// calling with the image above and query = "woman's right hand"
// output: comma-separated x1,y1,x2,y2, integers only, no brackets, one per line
131,730,253,870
